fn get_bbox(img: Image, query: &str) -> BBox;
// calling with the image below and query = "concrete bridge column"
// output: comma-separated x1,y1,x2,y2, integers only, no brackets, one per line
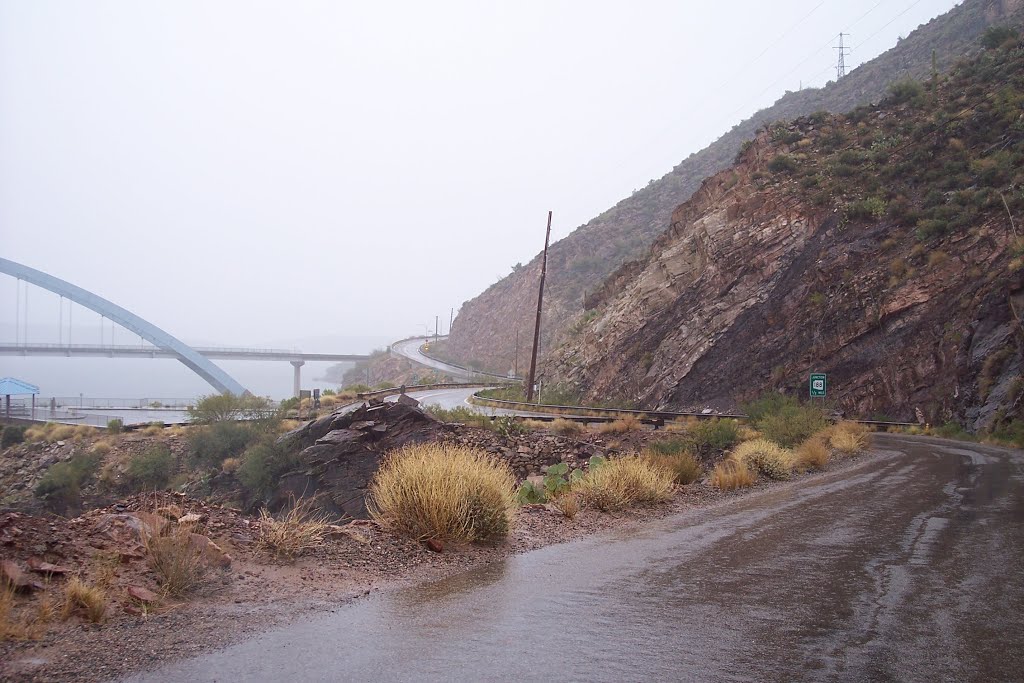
290,360,305,398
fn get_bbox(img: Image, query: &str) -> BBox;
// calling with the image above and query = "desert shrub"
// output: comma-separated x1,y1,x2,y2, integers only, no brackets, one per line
552,492,581,520
426,405,494,430
711,460,756,491
549,418,585,436
51,425,76,441
754,400,826,449
768,154,798,174
237,439,298,502
793,436,830,472
982,25,1019,49
1,425,25,448
645,451,703,485
126,444,175,491
106,419,124,434
90,439,112,456
142,523,206,596
597,416,642,434
256,497,332,561
187,393,278,425
141,424,163,437
368,444,517,542
495,416,526,438
889,79,924,105
731,439,793,480
61,577,106,623
188,421,260,467
847,197,887,221
685,419,740,458
35,452,101,506
576,455,675,512
829,422,869,454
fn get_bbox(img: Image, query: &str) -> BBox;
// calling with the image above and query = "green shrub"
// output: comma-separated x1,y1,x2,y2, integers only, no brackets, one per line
888,79,924,106
188,393,278,425
106,419,124,434
768,155,798,174
126,444,175,490
847,197,887,221
188,422,260,467
35,452,102,507
1,425,25,448
756,404,827,449
981,25,1019,50
685,419,740,458
237,439,299,502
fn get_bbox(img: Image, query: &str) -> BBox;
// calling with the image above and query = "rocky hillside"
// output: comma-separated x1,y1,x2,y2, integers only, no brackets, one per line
550,34,1024,431
445,0,1024,375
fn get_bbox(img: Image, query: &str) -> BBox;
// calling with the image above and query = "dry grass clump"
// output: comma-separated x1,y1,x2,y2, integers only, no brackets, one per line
711,460,757,491
737,424,762,442
793,437,830,472
576,455,675,511
368,443,517,543
221,457,241,473
319,395,339,408
731,439,793,480
91,439,113,455
552,492,581,520
550,418,585,436
61,577,107,623
256,497,332,561
520,419,549,431
52,425,77,441
597,415,643,434
1,585,56,640
644,451,703,485
277,419,303,433
73,425,98,440
142,523,206,596
141,424,164,437
829,421,869,455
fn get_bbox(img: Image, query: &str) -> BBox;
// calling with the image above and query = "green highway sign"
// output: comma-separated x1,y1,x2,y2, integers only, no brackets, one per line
810,373,827,398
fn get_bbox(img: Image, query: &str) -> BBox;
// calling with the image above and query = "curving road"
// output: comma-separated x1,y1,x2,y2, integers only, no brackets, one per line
391,337,511,381
126,434,1024,682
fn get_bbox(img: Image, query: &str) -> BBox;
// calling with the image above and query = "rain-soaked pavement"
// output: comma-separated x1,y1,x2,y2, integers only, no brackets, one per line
126,434,1024,682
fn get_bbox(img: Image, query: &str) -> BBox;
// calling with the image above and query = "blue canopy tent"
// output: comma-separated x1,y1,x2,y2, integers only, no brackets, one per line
1,377,40,421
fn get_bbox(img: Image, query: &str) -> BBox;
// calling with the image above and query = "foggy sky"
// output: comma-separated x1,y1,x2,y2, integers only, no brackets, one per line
2,0,960,353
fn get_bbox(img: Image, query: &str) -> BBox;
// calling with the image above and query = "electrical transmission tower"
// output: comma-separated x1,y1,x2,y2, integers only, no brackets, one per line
834,32,851,80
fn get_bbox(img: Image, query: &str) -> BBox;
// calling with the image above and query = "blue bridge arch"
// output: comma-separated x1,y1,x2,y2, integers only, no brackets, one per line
0,257,247,395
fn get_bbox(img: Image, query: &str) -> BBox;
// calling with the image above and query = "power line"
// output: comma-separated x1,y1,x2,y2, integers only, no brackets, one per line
854,0,926,51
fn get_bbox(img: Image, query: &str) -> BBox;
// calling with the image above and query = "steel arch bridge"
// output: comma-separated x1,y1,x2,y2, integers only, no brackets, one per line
0,257,248,395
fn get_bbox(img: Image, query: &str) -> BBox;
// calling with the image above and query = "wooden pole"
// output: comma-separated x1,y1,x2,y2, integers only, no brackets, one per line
526,211,552,403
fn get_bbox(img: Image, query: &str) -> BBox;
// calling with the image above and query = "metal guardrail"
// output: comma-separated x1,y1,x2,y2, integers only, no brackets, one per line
356,382,504,401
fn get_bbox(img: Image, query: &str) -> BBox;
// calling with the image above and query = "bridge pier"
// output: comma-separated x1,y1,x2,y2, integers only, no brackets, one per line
290,360,305,398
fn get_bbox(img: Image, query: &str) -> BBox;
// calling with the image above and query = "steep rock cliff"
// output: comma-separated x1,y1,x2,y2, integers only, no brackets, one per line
445,0,1024,375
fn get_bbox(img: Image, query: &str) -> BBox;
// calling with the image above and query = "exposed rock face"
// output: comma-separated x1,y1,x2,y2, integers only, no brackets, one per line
276,402,447,519
551,40,1024,430
445,0,1024,375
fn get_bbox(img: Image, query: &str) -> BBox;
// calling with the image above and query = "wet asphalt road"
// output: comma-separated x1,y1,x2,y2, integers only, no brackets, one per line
126,434,1023,682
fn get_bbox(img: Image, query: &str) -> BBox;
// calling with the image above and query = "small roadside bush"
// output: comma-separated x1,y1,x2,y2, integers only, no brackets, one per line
597,416,642,434
126,444,175,491
61,577,106,623
645,451,703,485
368,444,517,543
549,418,585,436
793,437,829,472
142,523,207,597
753,399,826,449
888,79,924,105
35,452,102,506
829,422,869,454
188,422,260,467
685,419,740,458
732,439,793,481
106,419,123,434
256,497,332,561
576,455,675,512
711,460,756,491
1,426,25,448
237,439,299,502
425,405,493,430
768,154,799,174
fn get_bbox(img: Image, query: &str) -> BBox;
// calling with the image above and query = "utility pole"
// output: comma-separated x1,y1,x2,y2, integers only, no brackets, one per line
514,329,519,378
449,308,454,336
834,33,850,81
435,315,439,341
526,211,552,403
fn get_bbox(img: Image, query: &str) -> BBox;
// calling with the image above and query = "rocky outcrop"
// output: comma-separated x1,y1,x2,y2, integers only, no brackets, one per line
551,39,1024,430
445,0,1024,375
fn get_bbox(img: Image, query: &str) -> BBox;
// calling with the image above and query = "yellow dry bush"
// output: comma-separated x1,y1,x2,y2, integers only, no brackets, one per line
521,419,549,431
51,425,76,441
552,492,581,520
278,419,302,433
221,457,241,474
61,577,107,623
731,439,793,480
142,523,207,597
91,439,113,456
644,451,703,485
793,436,830,472
711,460,756,491
830,421,869,455
368,443,517,542
256,497,332,561
597,415,643,434
577,455,675,511
141,425,163,437
737,424,762,442
73,425,98,441
550,418,585,436
320,395,339,408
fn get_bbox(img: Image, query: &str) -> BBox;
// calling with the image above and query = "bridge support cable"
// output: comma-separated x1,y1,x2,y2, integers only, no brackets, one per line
0,257,248,395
